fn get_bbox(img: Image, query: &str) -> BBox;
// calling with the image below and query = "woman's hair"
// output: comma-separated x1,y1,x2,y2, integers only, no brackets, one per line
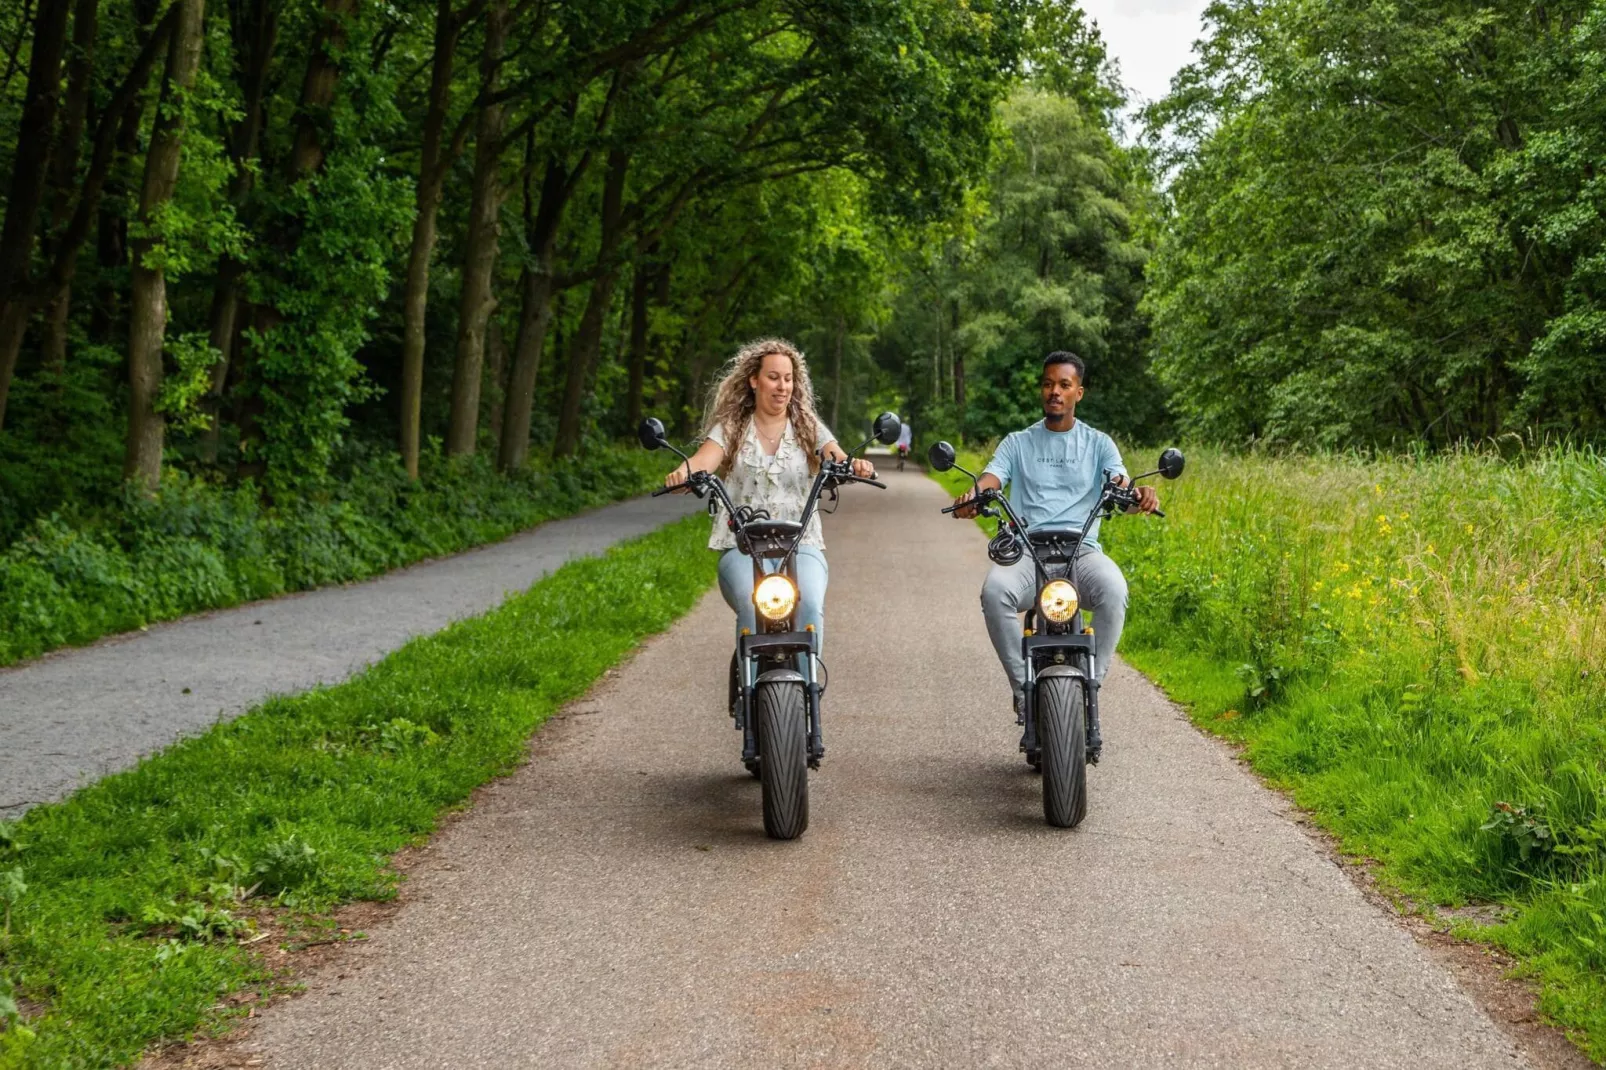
703,337,824,474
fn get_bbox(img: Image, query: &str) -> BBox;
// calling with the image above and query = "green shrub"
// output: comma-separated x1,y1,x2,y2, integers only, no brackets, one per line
0,445,663,666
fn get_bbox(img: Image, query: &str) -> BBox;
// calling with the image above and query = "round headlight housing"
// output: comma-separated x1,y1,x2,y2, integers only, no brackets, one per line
1038,579,1079,623
754,574,799,622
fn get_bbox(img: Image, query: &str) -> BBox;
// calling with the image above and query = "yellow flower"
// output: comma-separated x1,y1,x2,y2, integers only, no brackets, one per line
1464,523,1475,535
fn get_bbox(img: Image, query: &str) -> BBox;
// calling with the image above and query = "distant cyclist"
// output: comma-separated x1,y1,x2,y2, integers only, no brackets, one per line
894,420,912,471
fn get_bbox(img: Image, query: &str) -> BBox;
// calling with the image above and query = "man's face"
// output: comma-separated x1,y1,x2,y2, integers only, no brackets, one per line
1040,363,1084,419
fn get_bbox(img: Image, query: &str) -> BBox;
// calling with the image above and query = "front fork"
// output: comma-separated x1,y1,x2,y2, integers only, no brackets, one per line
1020,639,1103,762
732,636,825,768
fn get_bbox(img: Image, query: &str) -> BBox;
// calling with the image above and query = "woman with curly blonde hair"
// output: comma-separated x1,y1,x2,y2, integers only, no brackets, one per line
663,337,875,645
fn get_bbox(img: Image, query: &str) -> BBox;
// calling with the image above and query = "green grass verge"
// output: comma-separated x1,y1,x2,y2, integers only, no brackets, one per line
0,514,717,1067
0,444,666,667
930,445,1606,1062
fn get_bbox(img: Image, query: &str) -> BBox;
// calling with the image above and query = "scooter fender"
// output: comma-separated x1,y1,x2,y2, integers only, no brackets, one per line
1035,664,1087,680
755,668,807,686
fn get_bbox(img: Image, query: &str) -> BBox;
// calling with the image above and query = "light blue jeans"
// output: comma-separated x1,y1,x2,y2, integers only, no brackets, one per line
981,546,1128,701
717,546,829,647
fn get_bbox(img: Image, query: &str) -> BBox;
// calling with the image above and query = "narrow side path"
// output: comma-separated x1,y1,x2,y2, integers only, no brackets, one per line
0,493,702,817
239,471,1527,1069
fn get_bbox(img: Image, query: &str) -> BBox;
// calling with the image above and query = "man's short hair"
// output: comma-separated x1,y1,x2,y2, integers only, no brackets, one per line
1042,350,1085,384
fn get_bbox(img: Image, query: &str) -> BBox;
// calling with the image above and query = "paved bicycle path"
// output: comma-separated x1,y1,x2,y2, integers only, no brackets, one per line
240,469,1531,1069
0,493,702,817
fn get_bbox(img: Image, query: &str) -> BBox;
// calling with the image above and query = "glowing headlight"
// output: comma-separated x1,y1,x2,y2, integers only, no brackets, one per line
754,574,799,621
1038,579,1079,623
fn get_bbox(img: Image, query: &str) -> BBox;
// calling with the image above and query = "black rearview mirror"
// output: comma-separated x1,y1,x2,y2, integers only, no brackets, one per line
637,417,668,451
928,441,957,472
1158,447,1185,480
873,411,902,445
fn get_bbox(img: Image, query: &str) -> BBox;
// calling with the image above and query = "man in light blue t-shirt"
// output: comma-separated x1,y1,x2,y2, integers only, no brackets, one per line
951,351,1160,719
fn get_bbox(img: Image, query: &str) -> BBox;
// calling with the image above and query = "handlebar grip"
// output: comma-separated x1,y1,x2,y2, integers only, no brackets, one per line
651,485,676,497
1152,507,1166,519
940,502,966,515
857,477,887,489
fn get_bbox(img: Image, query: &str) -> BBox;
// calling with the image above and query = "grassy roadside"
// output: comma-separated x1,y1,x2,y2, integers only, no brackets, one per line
0,445,665,668
0,514,717,1067
930,445,1606,1062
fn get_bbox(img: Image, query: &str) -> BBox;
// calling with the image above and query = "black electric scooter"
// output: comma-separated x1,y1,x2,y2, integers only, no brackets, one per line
640,412,902,839
930,443,1184,828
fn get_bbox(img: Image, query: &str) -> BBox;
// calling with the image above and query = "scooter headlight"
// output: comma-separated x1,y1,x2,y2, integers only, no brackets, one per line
754,574,799,622
1038,579,1079,623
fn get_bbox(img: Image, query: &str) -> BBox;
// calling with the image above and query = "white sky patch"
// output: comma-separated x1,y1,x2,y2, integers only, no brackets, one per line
1076,0,1213,112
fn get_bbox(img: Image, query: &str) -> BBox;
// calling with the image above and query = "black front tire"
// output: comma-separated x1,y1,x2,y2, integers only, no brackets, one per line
755,681,809,839
1037,675,1088,828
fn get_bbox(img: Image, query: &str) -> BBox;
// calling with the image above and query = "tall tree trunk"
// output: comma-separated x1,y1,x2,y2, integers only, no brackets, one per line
0,0,72,430
38,0,99,377
199,0,278,463
625,256,652,429
497,79,622,467
398,0,466,477
90,79,147,342
124,0,206,489
554,149,629,458
445,0,508,457
485,311,506,447
500,267,551,469
498,151,575,470
89,0,160,343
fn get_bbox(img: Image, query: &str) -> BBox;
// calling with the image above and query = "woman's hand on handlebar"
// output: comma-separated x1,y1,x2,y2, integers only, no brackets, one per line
662,463,692,491
662,437,726,491
850,457,876,479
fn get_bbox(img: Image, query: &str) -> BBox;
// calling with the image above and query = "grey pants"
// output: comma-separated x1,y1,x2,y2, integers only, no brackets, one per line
981,547,1128,702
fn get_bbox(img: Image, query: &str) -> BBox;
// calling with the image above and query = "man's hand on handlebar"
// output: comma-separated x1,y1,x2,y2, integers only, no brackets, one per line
951,485,980,519
950,472,1002,519
1113,474,1160,514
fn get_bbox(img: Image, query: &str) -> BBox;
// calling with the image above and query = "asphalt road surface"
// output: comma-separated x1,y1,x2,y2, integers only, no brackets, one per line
239,468,1528,1068
0,493,702,817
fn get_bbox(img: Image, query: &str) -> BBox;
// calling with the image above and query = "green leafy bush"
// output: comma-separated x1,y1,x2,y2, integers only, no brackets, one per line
0,445,663,666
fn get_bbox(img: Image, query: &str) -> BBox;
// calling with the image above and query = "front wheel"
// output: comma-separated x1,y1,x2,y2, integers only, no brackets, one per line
755,680,809,839
1037,675,1088,828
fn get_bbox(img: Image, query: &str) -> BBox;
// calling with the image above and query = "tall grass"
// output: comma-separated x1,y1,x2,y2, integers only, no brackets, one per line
936,443,1606,1059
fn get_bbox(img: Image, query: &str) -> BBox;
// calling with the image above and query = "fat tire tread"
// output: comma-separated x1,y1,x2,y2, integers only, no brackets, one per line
1038,676,1088,828
755,682,809,839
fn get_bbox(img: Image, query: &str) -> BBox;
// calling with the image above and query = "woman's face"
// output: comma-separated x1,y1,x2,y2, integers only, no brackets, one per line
749,353,794,417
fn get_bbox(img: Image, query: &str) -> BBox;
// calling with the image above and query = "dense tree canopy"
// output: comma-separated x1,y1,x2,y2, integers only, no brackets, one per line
0,0,1053,541
6,0,1603,553
1144,0,1606,448
870,80,1162,446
